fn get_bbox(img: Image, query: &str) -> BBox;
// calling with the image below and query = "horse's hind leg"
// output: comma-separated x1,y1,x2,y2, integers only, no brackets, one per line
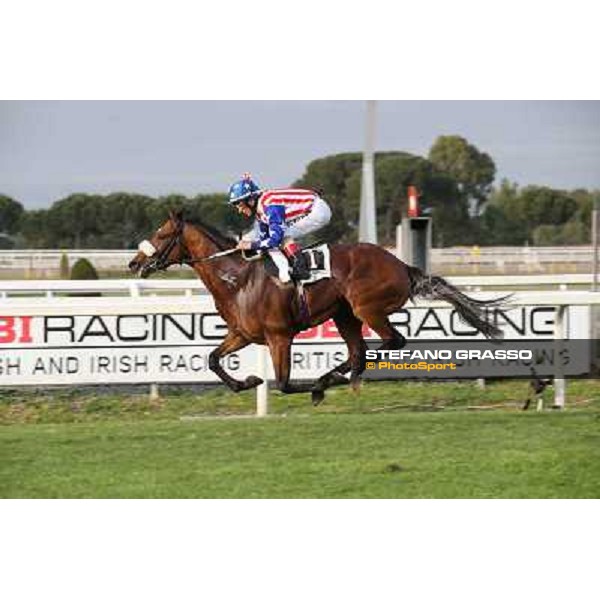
354,310,406,351
208,331,263,392
343,314,368,390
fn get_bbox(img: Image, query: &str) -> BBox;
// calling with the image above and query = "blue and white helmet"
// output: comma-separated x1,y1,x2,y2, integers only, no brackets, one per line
228,173,261,205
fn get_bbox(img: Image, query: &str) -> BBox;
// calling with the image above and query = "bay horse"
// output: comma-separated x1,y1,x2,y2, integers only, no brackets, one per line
128,210,504,404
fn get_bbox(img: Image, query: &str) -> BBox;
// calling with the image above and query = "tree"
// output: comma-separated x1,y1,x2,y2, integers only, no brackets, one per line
101,193,155,248
19,209,52,248
532,221,588,245
479,180,527,245
185,194,246,237
148,193,246,239
345,152,469,246
45,193,103,248
529,188,597,245
0,194,24,234
428,135,496,215
293,152,366,242
518,186,578,227
480,204,528,245
295,151,469,246
480,181,583,245
7,151,598,250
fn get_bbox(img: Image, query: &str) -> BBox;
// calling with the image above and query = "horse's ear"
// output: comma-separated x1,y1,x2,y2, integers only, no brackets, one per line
169,208,184,222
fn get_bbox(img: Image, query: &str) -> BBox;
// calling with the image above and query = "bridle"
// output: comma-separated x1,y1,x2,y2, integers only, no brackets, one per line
141,216,189,273
138,216,241,286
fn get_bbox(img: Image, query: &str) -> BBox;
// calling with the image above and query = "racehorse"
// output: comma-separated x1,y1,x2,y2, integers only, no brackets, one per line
128,210,505,404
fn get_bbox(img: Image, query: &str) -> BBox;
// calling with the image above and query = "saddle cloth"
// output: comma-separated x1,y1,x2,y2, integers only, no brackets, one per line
265,244,331,285
302,244,331,284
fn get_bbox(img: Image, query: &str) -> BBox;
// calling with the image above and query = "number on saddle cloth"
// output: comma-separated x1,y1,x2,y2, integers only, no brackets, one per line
305,249,326,271
302,245,331,284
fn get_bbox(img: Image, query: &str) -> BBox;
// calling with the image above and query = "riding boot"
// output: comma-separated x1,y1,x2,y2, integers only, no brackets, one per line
283,241,310,282
290,252,310,281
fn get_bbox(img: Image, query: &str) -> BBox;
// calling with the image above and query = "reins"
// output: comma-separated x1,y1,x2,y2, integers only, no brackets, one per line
148,217,277,291
188,247,241,263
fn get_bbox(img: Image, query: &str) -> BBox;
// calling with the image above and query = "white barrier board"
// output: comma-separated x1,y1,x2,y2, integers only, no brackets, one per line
0,296,591,385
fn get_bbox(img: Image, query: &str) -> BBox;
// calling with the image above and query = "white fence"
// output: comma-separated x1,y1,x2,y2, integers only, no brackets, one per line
431,246,595,263
0,249,136,276
0,273,596,299
430,246,596,275
1,245,597,276
0,279,206,298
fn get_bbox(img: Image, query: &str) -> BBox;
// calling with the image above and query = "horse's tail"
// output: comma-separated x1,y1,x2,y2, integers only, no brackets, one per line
406,265,510,340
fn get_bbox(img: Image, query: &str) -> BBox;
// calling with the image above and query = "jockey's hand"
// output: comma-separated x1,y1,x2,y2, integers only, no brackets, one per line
236,240,253,251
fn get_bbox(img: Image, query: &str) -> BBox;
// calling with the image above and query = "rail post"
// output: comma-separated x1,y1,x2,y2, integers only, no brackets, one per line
256,345,270,417
553,305,566,409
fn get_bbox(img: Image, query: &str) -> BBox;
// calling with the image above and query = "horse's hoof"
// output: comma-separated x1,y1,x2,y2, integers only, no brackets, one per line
326,372,349,386
244,376,264,389
311,389,325,406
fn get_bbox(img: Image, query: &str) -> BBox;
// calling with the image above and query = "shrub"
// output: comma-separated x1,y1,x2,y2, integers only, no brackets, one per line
69,258,100,296
70,258,99,280
0,234,15,249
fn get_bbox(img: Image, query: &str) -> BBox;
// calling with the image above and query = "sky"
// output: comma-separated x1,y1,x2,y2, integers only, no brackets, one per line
1,100,599,210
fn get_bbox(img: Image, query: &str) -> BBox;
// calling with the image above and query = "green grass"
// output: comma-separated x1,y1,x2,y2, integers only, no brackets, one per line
1,380,600,498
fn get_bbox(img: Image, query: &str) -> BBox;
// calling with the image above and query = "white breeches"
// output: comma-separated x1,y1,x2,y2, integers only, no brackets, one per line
284,197,332,240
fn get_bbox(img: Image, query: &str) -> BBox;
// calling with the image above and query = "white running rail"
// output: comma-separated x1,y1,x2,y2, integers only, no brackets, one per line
0,273,596,298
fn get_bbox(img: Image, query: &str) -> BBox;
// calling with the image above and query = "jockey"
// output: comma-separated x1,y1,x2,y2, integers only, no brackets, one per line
228,173,332,282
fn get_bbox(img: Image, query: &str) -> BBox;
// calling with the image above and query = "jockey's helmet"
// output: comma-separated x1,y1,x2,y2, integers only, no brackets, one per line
228,174,261,205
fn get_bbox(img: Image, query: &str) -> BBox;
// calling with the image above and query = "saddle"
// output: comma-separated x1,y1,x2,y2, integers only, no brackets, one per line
264,245,332,285
242,245,329,331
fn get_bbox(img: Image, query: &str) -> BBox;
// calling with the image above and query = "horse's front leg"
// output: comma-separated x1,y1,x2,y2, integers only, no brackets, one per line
209,331,263,392
267,334,316,395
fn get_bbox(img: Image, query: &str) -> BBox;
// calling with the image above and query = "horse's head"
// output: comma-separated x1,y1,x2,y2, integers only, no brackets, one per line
128,210,188,278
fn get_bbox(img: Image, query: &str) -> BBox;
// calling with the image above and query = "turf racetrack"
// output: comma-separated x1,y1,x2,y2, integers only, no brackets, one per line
1,381,599,498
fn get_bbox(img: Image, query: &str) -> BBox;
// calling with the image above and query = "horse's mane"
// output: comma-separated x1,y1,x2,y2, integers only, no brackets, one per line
187,218,237,250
